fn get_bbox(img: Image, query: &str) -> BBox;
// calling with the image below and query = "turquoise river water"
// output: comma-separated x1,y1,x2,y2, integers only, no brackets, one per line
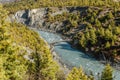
36,30,120,80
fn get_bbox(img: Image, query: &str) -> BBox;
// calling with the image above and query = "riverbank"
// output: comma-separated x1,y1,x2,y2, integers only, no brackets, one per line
32,26,120,72
31,28,70,77
37,30,120,80
34,26,71,41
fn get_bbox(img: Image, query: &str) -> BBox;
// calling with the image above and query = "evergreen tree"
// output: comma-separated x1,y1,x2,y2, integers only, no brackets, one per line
85,32,90,40
98,27,105,37
107,12,114,19
39,48,59,80
90,16,95,23
114,27,120,35
95,19,101,27
79,34,86,48
78,68,90,80
90,29,97,45
66,67,93,80
105,41,111,49
105,29,113,40
101,64,113,80
66,67,80,80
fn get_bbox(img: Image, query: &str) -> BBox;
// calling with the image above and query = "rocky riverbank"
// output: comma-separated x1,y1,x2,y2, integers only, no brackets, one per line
36,28,120,71
35,27,120,70
31,28,70,76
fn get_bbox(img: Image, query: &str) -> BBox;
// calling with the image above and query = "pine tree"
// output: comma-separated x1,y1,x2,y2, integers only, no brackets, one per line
107,12,114,19
66,67,80,80
101,64,113,80
78,68,90,80
90,29,97,45
66,67,93,80
38,46,59,80
95,19,101,27
85,32,90,40
79,34,86,48
90,16,95,23
105,29,113,40
99,27,105,37
105,41,111,48
114,27,120,35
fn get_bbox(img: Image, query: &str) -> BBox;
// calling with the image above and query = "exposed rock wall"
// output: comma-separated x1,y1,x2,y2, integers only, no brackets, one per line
9,7,88,32
9,7,68,28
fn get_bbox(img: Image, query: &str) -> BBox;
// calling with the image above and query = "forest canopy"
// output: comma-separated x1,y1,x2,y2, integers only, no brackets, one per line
3,0,120,14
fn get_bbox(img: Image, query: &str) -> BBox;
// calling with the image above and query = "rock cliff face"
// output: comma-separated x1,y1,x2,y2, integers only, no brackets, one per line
12,8,47,27
9,7,68,30
9,7,87,32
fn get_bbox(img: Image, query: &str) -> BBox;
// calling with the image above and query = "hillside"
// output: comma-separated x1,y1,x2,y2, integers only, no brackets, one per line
0,5,60,80
3,0,120,59
0,4,105,80
3,0,120,14
8,6,120,63
0,0,120,80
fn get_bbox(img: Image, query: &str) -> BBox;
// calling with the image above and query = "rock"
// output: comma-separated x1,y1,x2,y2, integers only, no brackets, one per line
28,8,46,26
9,10,28,24
91,47,95,51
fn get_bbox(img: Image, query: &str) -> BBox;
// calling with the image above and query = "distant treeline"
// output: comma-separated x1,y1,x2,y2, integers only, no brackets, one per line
3,0,120,13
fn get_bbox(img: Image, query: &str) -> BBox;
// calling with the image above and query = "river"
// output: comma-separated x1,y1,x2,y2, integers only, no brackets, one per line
36,30,120,80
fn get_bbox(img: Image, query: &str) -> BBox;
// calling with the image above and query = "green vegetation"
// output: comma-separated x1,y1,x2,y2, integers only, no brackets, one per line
0,5,59,80
45,6,120,61
66,65,113,80
3,0,120,14
101,64,113,80
66,67,93,80
0,0,119,80
0,4,27,80
2,0,120,60
9,22,59,80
